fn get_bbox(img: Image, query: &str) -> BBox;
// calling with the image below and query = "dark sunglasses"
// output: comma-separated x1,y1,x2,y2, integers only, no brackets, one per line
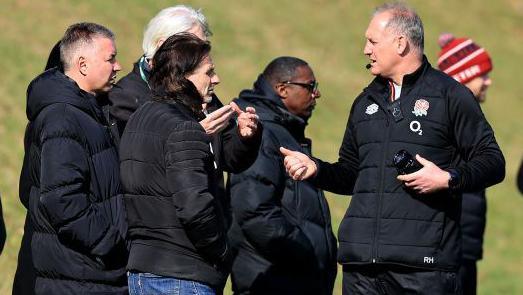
282,80,319,93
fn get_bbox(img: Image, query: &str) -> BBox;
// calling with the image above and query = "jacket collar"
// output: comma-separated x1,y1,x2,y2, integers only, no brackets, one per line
137,55,151,83
366,55,431,104
26,68,106,123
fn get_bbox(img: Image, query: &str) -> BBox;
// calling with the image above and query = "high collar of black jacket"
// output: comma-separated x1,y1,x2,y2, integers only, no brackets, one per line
234,75,308,140
365,55,431,103
26,67,107,123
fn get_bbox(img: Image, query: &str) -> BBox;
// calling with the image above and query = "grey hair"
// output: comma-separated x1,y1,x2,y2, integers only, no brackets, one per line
374,2,424,55
262,56,309,87
60,22,114,71
142,5,211,60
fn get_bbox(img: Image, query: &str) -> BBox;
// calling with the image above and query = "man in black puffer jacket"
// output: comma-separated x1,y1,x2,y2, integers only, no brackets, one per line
282,3,505,294
19,23,128,294
228,57,337,295
437,33,496,295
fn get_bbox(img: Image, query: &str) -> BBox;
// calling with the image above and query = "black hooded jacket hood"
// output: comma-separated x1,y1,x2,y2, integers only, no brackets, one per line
26,68,105,123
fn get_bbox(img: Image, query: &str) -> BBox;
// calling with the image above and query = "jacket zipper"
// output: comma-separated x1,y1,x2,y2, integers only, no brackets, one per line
373,107,392,263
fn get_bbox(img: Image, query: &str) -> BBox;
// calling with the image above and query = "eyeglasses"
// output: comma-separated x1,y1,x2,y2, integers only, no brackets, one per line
282,80,319,93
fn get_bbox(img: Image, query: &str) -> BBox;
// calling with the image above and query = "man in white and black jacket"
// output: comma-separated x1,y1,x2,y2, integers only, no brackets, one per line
281,3,505,294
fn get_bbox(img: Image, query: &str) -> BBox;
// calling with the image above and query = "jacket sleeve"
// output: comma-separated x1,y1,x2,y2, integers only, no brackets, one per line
0,196,5,254
230,133,317,267
518,159,523,195
19,124,32,209
448,84,505,191
165,122,230,265
38,110,125,257
313,105,359,195
218,120,262,173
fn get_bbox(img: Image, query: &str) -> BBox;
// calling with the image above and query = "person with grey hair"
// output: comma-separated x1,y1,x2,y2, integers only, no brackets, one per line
281,2,504,294
227,56,337,294
108,4,217,135
17,22,128,294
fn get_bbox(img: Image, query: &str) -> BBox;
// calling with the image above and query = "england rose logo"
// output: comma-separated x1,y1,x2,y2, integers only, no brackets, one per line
412,99,429,117
366,103,379,115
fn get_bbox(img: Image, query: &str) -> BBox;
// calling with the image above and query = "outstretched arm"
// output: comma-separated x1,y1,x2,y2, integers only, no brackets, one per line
280,112,359,195
280,147,317,181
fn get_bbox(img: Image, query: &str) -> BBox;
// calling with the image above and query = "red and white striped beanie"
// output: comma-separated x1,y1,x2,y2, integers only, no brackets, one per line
437,33,492,84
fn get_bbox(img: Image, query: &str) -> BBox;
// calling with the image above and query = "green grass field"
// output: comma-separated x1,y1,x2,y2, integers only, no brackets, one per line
1,0,522,294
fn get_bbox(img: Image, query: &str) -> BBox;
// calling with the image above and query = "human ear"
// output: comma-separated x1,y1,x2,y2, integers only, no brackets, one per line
78,56,88,76
156,38,166,50
397,35,407,55
275,83,288,99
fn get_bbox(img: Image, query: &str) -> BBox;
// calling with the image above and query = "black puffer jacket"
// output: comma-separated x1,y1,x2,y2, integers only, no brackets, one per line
518,159,523,194
120,98,260,289
0,196,5,254
21,68,128,294
461,190,486,261
228,76,337,295
315,57,505,271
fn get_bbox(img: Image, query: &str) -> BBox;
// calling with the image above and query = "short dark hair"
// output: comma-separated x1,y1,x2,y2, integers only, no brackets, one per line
262,56,309,87
149,32,211,116
60,22,114,71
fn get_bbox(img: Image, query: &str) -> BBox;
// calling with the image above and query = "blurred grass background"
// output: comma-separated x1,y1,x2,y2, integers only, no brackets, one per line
0,0,522,294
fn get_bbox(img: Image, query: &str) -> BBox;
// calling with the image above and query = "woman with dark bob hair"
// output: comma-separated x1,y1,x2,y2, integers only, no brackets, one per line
119,33,260,294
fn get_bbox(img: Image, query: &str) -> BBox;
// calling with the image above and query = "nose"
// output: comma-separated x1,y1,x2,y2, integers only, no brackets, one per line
483,75,492,86
312,89,321,99
114,60,122,72
212,73,220,85
363,40,372,56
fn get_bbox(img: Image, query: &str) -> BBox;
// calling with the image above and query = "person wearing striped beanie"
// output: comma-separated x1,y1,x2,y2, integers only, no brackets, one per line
438,33,493,103
438,33,494,295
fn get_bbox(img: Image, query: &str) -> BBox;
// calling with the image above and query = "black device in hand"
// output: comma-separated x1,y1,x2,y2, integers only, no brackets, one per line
393,150,422,175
